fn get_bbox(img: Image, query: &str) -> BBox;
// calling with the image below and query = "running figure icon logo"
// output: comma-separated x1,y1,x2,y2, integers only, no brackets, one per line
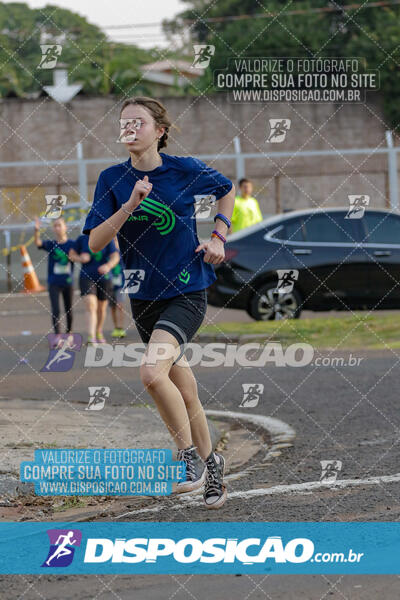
239,383,264,408
122,269,145,294
38,45,62,69
275,269,299,294
41,334,82,372
117,117,143,143
192,45,215,68
266,119,291,143
320,460,342,483
44,194,67,219
193,194,216,219
345,195,370,219
86,386,110,410
42,529,82,567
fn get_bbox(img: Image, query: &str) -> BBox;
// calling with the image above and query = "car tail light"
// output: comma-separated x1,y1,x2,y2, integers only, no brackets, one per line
224,248,238,262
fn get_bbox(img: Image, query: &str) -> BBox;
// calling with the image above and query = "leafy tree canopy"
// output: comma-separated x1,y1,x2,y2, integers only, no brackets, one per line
0,1,169,97
164,0,400,128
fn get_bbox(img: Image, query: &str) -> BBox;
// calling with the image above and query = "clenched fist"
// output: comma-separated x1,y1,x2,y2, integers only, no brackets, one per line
125,175,153,211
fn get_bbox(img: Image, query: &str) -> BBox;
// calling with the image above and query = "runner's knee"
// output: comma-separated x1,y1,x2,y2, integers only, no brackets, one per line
140,363,169,390
85,295,97,310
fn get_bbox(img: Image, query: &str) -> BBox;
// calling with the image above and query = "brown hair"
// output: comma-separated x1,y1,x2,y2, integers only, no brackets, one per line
120,96,175,151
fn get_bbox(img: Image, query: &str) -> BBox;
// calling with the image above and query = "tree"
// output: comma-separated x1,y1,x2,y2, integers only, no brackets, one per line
0,2,154,97
164,0,400,129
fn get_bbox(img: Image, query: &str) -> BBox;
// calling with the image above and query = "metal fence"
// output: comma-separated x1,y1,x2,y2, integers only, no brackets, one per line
0,134,399,292
1,133,399,227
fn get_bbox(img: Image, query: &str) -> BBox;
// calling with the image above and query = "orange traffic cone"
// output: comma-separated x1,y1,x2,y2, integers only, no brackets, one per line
20,245,45,293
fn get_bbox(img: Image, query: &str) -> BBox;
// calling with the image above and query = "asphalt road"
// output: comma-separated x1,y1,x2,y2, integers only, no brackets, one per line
1,295,400,598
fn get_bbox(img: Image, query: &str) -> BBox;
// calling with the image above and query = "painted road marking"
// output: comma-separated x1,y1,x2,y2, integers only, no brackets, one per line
0,310,44,316
115,471,400,519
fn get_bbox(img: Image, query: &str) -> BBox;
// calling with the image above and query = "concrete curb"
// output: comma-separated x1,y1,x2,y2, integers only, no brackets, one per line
205,409,296,461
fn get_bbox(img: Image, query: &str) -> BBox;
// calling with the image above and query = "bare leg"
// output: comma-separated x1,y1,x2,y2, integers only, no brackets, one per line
111,305,117,328
96,299,108,336
169,356,212,461
83,294,97,339
140,329,192,450
111,302,124,329
115,302,124,329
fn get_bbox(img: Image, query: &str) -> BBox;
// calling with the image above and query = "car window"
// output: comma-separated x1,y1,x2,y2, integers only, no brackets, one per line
282,218,305,242
302,213,358,243
267,218,304,241
362,213,400,244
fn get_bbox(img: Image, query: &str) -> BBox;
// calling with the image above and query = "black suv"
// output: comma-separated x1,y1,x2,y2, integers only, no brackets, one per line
207,207,400,320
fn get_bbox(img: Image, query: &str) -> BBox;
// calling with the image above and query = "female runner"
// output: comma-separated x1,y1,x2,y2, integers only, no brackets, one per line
82,96,235,509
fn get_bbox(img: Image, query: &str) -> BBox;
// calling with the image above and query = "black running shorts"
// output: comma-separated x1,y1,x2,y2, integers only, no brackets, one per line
79,274,112,301
130,289,207,364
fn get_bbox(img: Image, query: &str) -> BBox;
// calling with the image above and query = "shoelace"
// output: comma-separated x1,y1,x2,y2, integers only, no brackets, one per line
177,448,196,480
205,459,222,496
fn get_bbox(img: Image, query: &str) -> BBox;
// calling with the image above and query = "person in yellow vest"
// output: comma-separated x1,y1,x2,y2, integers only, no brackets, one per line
229,178,263,234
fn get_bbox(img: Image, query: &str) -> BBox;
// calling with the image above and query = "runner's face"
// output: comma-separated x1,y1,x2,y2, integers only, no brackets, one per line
52,219,66,237
119,105,164,151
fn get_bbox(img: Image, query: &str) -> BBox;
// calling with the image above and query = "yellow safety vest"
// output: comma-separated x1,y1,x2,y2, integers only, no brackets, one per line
231,195,263,233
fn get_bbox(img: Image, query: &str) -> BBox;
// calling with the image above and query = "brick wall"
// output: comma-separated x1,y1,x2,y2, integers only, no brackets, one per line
0,92,393,219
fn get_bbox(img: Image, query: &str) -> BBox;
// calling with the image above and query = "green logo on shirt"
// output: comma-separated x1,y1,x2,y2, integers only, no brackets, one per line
127,214,148,222
178,269,190,284
128,197,176,235
53,247,69,264
90,249,103,261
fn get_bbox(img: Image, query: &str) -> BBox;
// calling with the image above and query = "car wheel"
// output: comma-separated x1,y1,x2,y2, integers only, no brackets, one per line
247,281,302,321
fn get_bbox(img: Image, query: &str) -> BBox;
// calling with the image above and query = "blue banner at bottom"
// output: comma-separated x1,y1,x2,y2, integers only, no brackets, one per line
0,522,398,574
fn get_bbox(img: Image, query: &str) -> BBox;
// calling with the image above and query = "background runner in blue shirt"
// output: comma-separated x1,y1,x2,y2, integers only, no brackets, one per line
109,239,126,339
34,216,75,341
82,96,235,509
69,234,119,345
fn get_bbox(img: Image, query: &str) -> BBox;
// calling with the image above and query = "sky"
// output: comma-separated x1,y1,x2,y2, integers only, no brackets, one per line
1,0,187,48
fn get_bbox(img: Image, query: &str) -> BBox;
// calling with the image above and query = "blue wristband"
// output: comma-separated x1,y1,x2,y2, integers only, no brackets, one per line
214,213,231,228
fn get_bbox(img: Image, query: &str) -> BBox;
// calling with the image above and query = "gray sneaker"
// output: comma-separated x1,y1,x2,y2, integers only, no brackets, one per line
203,451,227,509
176,446,206,493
